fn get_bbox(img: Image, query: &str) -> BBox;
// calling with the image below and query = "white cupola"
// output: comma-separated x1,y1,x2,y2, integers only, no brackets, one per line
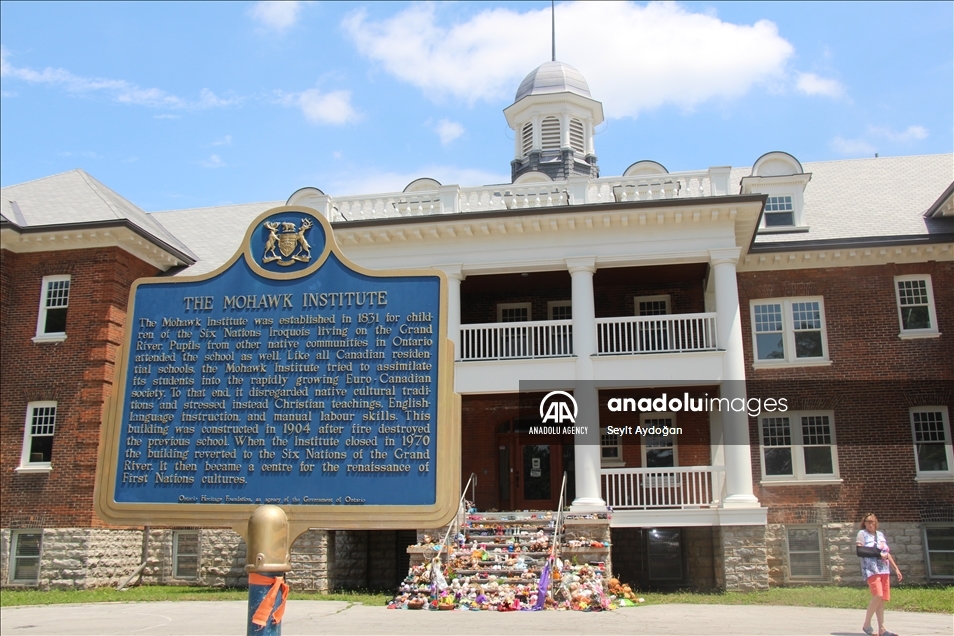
504,60,604,183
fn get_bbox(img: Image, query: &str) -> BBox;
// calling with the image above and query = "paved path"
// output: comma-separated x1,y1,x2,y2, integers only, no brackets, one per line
1,601,951,636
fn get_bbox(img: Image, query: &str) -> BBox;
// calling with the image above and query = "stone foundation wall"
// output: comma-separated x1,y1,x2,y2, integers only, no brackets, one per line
684,526,717,591
719,525,769,592
289,530,333,592
766,522,927,587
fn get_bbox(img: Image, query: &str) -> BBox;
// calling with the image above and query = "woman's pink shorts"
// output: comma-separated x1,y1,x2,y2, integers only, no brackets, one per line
867,573,890,601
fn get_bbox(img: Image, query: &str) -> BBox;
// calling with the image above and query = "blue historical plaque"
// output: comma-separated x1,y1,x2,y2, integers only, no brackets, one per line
96,207,459,530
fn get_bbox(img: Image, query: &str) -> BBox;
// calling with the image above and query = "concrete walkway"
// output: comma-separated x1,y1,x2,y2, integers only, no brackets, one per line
1,601,951,636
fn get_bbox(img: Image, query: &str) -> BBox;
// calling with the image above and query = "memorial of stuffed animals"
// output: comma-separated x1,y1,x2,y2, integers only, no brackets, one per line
388,509,645,611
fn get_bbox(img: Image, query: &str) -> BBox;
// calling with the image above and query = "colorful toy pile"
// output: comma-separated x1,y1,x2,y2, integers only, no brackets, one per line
387,511,642,611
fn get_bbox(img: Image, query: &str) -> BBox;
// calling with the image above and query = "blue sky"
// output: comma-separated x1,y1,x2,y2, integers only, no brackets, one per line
1,1,951,212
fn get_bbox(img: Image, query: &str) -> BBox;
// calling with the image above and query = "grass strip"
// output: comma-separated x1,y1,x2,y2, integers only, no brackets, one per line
2,585,951,614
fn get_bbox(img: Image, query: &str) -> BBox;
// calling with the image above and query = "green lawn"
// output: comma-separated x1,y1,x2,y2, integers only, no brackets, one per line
1,585,951,614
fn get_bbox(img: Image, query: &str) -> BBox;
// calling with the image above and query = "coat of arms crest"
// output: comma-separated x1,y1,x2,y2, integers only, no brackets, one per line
262,218,312,266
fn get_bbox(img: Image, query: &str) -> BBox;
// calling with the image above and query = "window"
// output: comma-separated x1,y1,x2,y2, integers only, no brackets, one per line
600,427,624,467
764,196,794,227
635,295,670,316
497,302,530,323
923,524,954,580
895,275,939,338
787,526,824,579
547,301,572,321
910,407,953,479
521,122,533,157
18,402,56,472
641,413,678,468
34,275,70,342
173,531,199,579
751,298,828,365
760,411,839,482
569,118,585,154
541,117,560,151
10,531,42,584
647,529,683,582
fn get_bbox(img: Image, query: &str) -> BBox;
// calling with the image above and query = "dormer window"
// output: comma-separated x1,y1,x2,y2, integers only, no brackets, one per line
740,152,811,234
764,196,794,227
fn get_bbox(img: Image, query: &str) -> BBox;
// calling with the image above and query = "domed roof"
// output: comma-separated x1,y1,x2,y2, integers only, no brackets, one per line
514,60,592,102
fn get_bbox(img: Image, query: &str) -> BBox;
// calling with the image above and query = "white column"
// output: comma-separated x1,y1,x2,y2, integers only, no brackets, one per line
709,248,759,507
584,118,595,156
566,257,605,509
560,113,571,149
437,265,463,361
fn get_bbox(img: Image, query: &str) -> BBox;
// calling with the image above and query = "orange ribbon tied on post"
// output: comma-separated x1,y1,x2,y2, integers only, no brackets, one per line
249,572,289,627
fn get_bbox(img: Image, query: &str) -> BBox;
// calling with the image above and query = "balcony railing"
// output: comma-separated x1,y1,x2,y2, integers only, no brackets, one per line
459,319,572,361
315,167,728,222
596,313,717,355
601,466,725,509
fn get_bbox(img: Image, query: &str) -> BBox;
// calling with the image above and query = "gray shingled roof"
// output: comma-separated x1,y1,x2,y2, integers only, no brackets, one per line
0,169,196,261
750,154,953,245
150,201,282,276
514,60,592,102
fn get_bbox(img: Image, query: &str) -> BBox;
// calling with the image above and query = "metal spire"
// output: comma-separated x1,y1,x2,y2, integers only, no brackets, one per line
551,0,556,61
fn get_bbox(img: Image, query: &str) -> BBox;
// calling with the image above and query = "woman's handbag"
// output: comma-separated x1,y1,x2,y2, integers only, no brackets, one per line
856,545,882,558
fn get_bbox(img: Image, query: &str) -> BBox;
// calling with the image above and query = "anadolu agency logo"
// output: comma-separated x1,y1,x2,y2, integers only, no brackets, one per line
532,391,587,435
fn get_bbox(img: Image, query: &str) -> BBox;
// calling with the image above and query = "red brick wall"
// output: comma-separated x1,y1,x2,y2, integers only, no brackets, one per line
0,247,160,528
738,262,954,522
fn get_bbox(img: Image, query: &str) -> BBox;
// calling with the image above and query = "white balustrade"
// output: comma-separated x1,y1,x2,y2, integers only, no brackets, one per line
329,168,718,221
458,319,573,361
596,313,717,355
601,466,725,509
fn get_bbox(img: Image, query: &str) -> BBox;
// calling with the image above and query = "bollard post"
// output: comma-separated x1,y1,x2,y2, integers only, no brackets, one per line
245,506,292,636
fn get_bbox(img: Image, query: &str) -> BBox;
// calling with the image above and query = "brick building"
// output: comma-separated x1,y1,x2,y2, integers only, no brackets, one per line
2,60,952,591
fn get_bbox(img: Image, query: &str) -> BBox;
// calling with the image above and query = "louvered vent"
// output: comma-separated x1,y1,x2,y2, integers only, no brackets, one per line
541,117,561,150
521,122,533,157
570,119,584,154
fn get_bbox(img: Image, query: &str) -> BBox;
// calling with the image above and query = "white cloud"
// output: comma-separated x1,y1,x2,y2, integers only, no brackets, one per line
830,136,876,157
868,125,928,142
434,119,465,145
210,135,233,146
249,1,303,32
201,154,226,168
297,88,360,125
1,45,238,110
341,2,794,118
327,166,510,198
795,72,845,99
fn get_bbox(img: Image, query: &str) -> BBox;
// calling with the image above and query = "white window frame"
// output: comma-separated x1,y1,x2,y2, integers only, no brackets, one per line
547,300,572,321
9,530,42,585
600,427,625,468
750,297,830,368
922,523,954,580
759,410,841,484
173,530,200,580
17,401,56,473
497,302,531,323
910,406,953,481
785,525,826,580
34,275,70,343
635,295,671,316
640,412,679,468
894,275,940,339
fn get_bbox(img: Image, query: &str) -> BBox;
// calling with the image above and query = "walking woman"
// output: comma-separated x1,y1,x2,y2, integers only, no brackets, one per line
857,513,902,636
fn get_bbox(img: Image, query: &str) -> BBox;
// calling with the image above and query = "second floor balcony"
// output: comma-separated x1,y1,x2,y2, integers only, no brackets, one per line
458,313,718,361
